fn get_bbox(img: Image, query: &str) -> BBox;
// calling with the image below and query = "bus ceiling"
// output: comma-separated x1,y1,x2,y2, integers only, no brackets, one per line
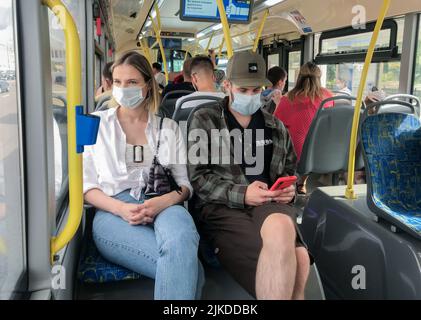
108,0,421,55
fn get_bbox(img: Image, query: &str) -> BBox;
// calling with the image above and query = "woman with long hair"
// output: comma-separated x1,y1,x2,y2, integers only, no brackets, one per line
83,51,204,300
274,62,333,194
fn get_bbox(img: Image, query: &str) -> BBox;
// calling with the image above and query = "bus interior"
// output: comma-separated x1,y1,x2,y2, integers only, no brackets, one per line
0,0,421,300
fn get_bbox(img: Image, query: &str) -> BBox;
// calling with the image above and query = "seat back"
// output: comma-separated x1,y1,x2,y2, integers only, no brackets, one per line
384,94,421,118
361,112,421,240
159,90,193,118
363,100,416,118
172,95,223,123
298,96,364,175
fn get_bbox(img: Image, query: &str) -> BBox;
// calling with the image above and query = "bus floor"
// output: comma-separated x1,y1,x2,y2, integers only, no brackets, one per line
75,258,324,300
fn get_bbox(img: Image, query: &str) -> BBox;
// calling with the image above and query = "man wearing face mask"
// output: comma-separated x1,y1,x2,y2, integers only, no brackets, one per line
188,51,311,300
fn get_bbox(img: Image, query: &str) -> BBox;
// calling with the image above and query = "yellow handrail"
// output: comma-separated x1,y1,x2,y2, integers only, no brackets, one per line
151,8,168,84
345,0,391,199
205,32,216,54
140,38,152,65
253,9,269,53
218,38,225,57
216,0,234,58
42,0,83,263
184,50,190,62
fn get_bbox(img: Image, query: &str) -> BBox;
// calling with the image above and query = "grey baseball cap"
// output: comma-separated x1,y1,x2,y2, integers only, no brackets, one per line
226,50,272,88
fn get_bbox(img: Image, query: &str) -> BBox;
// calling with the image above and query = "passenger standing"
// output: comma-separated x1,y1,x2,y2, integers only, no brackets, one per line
262,66,288,113
188,51,311,300
274,62,333,194
83,52,204,300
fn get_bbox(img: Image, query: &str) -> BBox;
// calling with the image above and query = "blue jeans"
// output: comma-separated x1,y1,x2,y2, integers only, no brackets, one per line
92,190,205,300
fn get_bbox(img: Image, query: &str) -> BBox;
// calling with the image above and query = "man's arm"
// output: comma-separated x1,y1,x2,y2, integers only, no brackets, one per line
187,111,248,209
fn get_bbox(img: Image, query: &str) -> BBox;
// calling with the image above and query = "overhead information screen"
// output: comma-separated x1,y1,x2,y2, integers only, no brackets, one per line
180,0,253,24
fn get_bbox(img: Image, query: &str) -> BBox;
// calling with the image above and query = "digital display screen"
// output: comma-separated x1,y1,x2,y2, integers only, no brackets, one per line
180,0,253,24
148,37,183,50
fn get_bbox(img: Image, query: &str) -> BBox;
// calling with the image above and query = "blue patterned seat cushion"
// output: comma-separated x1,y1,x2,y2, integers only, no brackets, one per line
78,237,141,283
361,113,421,236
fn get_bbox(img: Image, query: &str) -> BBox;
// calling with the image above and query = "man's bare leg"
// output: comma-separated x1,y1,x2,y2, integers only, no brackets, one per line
256,214,297,300
291,247,310,300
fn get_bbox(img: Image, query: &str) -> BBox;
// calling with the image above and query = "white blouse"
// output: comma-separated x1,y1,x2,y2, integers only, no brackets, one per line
83,107,193,199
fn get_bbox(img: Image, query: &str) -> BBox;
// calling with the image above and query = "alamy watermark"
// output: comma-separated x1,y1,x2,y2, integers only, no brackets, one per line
351,265,366,290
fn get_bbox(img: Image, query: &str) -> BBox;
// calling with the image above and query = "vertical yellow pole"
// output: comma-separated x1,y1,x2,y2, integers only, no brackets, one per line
151,9,168,84
184,50,190,62
42,0,83,263
216,0,234,58
205,32,215,54
253,10,269,53
345,0,391,199
140,38,152,65
218,38,225,57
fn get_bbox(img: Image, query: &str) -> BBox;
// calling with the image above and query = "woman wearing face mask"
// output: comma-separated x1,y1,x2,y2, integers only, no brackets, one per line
274,62,334,194
83,52,204,300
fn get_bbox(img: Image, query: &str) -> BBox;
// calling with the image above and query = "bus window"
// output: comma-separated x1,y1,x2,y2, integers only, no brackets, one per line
414,17,421,99
49,7,68,212
0,0,26,299
316,18,404,97
48,0,86,218
288,51,301,90
320,61,401,96
268,53,279,69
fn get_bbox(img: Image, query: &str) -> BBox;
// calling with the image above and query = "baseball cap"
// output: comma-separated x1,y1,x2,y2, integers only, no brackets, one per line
226,50,272,88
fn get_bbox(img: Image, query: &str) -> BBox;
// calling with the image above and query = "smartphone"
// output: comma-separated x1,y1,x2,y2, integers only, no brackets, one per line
270,176,298,191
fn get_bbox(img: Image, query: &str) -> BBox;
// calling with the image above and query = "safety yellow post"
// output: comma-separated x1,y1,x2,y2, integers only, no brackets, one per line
42,0,83,263
253,9,269,53
151,7,168,84
140,38,152,65
345,0,391,199
216,0,234,58
218,38,225,57
184,50,190,62
205,32,215,54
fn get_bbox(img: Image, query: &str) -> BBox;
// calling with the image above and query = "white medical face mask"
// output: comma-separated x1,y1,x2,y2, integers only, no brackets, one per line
231,92,262,116
113,86,145,109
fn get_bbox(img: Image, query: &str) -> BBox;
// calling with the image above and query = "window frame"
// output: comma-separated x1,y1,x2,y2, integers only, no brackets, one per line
315,19,400,65
411,14,421,97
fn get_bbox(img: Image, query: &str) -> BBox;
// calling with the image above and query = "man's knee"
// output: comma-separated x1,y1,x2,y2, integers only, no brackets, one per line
260,213,296,246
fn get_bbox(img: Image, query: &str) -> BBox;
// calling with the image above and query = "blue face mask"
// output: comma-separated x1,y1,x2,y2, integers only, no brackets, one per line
231,92,262,116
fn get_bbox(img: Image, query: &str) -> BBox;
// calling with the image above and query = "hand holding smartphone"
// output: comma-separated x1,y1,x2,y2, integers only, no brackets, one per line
270,176,298,192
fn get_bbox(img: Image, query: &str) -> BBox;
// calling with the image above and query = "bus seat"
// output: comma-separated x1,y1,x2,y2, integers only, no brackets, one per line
364,100,416,118
385,94,421,118
172,95,223,123
298,96,365,177
77,208,141,284
361,112,421,240
78,236,141,284
159,90,193,118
